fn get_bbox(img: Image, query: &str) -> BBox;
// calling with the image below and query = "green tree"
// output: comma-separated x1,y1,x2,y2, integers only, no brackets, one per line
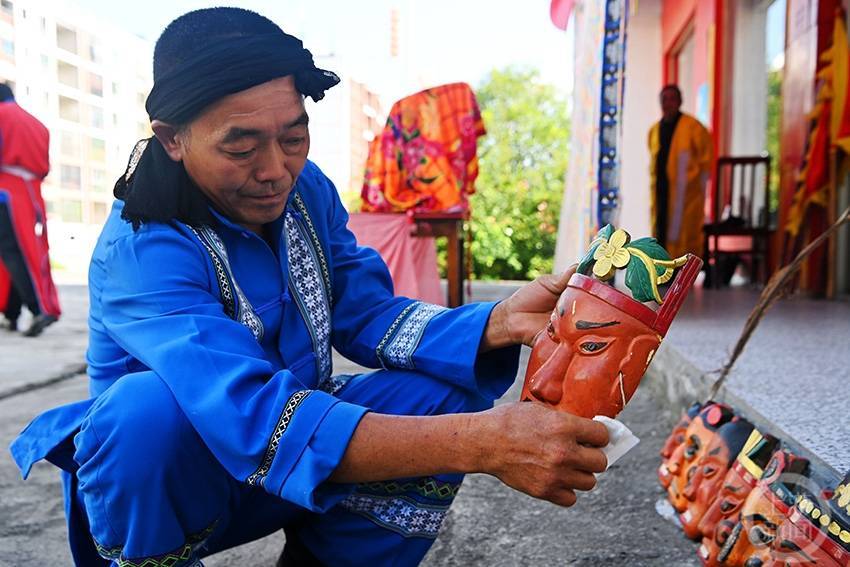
766,67,783,214
463,67,570,280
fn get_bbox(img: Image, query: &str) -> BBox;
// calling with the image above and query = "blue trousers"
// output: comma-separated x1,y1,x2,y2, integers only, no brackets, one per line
69,369,491,567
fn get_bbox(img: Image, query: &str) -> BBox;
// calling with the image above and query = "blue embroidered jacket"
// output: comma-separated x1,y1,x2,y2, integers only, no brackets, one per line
11,161,519,512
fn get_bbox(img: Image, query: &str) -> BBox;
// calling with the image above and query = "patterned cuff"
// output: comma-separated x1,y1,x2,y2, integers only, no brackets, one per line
376,302,447,370
262,390,369,512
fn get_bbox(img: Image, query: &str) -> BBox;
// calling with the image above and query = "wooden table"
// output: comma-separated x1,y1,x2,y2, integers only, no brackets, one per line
408,211,467,307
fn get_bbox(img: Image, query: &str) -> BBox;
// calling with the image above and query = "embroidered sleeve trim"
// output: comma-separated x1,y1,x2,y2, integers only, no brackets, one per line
246,389,311,488
376,302,447,369
339,493,450,539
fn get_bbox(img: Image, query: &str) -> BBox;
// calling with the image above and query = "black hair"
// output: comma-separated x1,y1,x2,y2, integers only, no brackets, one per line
0,83,14,102
660,84,682,103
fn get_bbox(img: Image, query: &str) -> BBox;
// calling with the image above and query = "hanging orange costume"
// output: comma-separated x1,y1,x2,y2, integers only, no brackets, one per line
361,82,485,213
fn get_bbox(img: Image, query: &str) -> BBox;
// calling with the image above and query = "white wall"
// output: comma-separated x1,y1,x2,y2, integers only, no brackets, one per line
617,0,662,240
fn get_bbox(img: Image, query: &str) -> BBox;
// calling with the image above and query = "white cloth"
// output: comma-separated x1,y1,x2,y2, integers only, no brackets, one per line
593,416,640,469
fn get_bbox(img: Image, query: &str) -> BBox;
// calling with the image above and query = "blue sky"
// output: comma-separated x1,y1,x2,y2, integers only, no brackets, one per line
73,0,576,96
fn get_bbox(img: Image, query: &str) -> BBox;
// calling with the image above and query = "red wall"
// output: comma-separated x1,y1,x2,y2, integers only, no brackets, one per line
662,0,726,199
776,0,839,262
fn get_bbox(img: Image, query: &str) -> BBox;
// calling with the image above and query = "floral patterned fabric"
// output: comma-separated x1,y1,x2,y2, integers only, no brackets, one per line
361,82,486,213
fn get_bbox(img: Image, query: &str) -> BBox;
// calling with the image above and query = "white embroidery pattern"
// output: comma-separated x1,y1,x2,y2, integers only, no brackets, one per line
339,493,450,539
377,302,446,369
190,226,264,341
317,374,355,397
285,211,332,381
293,194,333,306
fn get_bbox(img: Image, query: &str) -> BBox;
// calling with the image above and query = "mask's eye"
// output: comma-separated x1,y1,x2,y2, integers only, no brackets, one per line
579,340,608,354
703,465,718,478
719,499,739,513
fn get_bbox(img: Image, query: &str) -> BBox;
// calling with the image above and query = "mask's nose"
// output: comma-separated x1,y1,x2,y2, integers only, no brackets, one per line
529,343,572,405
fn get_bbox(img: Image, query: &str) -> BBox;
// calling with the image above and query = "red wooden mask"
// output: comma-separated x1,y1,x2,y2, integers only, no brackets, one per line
666,402,736,513
696,429,779,554
521,252,702,419
679,420,755,540
764,470,850,567
705,450,809,567
659,402,704,489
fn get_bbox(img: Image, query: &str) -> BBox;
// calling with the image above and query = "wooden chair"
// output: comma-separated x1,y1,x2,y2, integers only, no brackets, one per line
703,154,773,288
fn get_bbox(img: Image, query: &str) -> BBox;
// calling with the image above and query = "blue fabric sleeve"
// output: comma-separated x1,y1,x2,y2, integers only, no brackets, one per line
99,225,367,511
314,169,520,399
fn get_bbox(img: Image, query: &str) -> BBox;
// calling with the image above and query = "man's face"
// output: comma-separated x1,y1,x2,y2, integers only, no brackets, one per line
660,88,682,119
521,283,660,419
176,76,309,233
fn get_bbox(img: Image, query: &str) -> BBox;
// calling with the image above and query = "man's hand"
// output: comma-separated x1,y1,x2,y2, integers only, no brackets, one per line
332,401,609,508
477,402,609,506
481,264,577,351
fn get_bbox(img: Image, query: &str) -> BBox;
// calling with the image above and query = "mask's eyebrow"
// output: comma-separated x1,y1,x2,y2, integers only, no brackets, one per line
575,320,620,330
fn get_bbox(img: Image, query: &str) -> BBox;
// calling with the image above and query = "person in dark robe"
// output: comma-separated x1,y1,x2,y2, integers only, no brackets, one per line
648,84,712,258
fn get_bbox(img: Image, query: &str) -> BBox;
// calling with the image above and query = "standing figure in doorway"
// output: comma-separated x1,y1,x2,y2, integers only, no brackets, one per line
0,83,61,336
648,84,712,259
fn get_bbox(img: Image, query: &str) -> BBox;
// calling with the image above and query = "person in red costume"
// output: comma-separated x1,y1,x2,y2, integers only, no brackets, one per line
0,83,61,336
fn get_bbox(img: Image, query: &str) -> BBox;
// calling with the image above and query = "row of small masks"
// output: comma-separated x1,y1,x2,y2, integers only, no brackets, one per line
658,401,850,567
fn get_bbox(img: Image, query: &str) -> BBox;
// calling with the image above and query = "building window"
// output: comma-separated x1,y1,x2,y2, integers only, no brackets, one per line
88,41,101,64
58,96,80,122
56,25,77,54
88,73,103,97
60,131,80,158
60,165,81,190
90,168,108,192
91,201,107,223
1,39,13,58
89,137,106,161
57,61,78,89
89,106,104,129
59,199,82,223
40,53,48,70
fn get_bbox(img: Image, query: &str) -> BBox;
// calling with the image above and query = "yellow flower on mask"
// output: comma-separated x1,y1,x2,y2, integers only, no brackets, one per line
592,229,631,280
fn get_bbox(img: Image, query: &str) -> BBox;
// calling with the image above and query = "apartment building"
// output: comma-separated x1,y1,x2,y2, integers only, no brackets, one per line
0,0,152,228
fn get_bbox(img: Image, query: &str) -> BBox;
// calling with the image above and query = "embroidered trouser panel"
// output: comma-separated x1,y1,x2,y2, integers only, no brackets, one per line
71,369,492,567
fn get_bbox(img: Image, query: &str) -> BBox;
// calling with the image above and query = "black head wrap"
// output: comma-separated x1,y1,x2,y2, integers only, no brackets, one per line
115,8,339,229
